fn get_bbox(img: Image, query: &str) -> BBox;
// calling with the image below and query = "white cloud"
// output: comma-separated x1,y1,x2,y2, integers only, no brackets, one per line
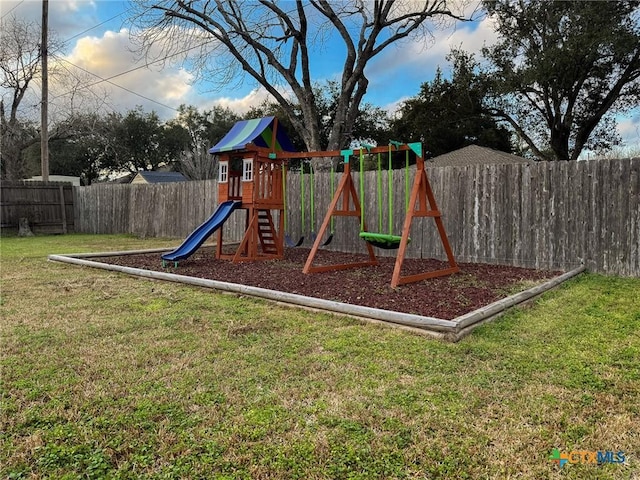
60,28,195,118
370,15,498,80
382,96,411,116
361,15,499,111
617,114,640,149
209,88,271,114
4,1,198,119
2,0,102,41
201,85,299,116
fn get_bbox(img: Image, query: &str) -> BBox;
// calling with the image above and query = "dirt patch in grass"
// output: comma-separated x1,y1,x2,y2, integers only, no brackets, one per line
96,247,561,320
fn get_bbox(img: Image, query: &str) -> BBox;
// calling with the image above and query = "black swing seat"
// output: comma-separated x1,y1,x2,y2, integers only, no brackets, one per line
285,234,304,247
321,233,334,246
359,231,410,250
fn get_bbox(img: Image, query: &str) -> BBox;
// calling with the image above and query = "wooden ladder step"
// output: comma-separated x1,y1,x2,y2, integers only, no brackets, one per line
257,210,278,254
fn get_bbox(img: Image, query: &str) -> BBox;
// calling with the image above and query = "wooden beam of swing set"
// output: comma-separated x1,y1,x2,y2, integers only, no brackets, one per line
390,158,459,287
250,143,416,160
302,159,378,274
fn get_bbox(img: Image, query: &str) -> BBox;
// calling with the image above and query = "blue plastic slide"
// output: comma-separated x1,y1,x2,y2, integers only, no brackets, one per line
161,200,242,262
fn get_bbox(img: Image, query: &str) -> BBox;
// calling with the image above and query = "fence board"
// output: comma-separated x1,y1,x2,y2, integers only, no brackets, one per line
630,159,640,276
502,164,514,263
578,161,591,268
463,165,476,261
556,162,568,268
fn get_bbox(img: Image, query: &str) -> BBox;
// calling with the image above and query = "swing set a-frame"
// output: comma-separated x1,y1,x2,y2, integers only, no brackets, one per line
274,142,459,288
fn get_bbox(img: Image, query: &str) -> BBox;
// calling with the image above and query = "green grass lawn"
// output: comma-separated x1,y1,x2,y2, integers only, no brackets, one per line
1,234,639,479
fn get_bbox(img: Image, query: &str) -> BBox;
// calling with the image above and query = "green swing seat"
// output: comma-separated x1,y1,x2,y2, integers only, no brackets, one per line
359,231,410,250
357,143,412,250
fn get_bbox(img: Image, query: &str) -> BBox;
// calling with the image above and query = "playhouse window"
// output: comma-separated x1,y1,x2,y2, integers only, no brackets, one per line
242,158,253,182
218,161,228,183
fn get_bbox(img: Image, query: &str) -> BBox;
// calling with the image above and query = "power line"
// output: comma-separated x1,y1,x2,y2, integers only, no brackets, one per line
62,10,129,44
1,0,216,116
1,0,25,21
51,53,180,112
49,38,216,110
62,2,137,46
4,2,215,115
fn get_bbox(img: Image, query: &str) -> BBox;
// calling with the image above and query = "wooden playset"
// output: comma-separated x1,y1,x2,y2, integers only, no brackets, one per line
168,116,459,287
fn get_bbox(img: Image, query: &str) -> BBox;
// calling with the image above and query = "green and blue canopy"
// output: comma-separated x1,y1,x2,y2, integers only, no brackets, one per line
208,116,296,154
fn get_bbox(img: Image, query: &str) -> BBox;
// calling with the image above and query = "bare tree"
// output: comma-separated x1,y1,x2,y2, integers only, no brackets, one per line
478,0,640,161
129,0,470,153
1,15,111,179
178,146,219,180
0,16,42,179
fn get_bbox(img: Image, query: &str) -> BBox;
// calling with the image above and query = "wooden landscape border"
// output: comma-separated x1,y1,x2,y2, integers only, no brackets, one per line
49,249,585,342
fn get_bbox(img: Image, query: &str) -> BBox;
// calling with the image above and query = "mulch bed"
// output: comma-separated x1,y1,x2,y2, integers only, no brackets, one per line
96,247,561,320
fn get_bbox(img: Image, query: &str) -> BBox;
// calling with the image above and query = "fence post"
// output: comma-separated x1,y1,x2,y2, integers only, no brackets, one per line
59,185,68,234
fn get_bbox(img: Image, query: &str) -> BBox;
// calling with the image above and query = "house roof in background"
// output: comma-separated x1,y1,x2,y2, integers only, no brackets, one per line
27,175,81,186
133,171,188,183
209,116,296,154
428,145,532,167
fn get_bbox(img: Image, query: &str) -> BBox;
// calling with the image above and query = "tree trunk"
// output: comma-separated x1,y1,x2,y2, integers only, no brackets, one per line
549,124,571,160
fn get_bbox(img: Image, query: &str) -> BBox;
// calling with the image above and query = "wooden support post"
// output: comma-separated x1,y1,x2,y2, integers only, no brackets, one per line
233,208,254,262
391,158,459,288
216,226,223,259
278,207,285,256
303,162,377,274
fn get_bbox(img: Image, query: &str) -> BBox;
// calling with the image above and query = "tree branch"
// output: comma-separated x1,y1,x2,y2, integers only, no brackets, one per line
488,107,550,160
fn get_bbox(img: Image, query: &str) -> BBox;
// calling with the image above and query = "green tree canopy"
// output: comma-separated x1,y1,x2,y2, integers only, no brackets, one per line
391,52,513,158
477,0,640,160
167,104,241,148
47,114,109,185
101,107,188,174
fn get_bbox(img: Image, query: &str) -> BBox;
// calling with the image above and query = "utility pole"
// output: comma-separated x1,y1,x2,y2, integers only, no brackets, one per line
40,0,49,182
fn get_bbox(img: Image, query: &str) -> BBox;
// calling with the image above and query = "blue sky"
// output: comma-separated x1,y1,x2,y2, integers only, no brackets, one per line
2,0,639,152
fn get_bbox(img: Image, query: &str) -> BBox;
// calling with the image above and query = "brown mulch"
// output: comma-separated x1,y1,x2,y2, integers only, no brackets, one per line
95,246,562,320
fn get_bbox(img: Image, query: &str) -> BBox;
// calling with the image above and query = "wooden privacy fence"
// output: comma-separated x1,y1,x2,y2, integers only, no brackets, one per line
1,181,74,234
73,158,639,276
424,158,639,276
74,180,246,242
